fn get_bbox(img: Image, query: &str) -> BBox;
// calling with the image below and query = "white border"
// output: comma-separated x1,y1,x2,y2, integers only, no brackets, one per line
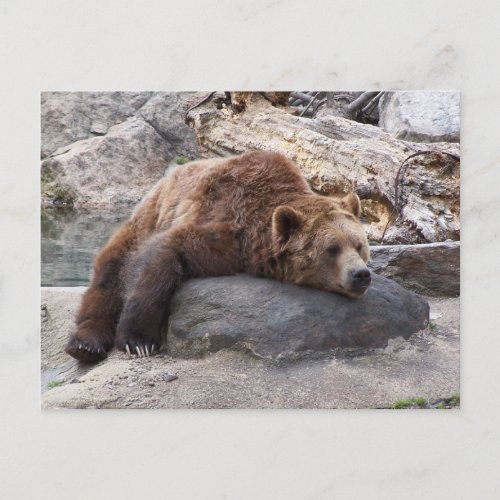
1,1,499,498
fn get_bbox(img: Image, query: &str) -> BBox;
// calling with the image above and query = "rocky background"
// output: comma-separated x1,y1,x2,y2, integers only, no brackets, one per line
41,90,460,244
41,92,204,207
40,91,460,408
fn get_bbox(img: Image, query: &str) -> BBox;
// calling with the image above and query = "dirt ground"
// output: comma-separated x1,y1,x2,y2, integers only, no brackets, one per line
40,288,459,409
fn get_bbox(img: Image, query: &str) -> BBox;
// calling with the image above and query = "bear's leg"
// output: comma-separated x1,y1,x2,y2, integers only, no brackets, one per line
65,222,138,363
115,223,242,356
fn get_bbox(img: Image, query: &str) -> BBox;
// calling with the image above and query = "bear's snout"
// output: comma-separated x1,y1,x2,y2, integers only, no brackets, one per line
350,267,371,293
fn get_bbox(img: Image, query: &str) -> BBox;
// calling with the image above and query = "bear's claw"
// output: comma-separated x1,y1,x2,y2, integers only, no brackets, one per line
123,343,156,358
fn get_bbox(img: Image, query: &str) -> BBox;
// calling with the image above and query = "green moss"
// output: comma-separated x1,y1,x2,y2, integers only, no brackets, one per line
52,185,76,204
41,168,76,206
41,169,53,185
390,393,460,409
433,393,460,409
391,397,427,409
40,169,55,195
47,380,64,389
391,399,413,409
175,155,190,165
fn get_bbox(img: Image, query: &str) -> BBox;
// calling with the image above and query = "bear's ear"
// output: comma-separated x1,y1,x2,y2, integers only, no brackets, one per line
340,193,361,218
272,206,303,253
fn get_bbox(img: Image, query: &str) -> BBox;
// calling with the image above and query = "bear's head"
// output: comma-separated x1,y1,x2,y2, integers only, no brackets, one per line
272,193,371,298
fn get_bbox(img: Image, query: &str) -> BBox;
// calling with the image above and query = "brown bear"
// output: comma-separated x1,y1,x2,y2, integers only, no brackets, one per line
66,151,371,363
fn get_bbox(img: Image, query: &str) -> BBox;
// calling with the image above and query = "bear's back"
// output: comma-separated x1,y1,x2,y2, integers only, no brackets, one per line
132,151,311,233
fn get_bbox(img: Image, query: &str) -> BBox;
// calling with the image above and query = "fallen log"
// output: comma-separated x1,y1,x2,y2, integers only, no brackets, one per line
187,93,459,244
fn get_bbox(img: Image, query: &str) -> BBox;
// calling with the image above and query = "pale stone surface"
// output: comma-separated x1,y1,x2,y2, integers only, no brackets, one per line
40,92,203,207
137,92,205,160
379,91,460,143
41,117,174,207
41,92,153,158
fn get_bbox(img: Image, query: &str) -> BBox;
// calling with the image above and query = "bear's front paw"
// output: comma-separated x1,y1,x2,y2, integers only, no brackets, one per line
65,335,108,363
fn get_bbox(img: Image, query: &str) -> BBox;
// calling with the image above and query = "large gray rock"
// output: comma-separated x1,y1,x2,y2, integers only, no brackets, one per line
41,117,174,207
369,242,460,297
41,92,153,158
138,92,204,160
166,274,429,358
379,91,460,143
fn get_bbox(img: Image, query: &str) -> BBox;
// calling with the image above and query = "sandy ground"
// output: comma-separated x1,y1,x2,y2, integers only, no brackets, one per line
40,288,459,409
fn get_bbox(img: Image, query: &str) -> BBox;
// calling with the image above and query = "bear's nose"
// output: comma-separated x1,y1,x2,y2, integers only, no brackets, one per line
351,268,371,287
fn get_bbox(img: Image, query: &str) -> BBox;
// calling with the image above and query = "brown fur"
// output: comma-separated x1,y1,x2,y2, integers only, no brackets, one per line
65,151,370,363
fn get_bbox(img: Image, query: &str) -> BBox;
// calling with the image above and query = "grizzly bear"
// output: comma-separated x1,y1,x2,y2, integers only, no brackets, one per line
66,151,371,363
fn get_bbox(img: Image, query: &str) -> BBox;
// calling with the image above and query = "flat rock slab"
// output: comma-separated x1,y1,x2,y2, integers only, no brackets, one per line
166,274,429,358
369,242,459,297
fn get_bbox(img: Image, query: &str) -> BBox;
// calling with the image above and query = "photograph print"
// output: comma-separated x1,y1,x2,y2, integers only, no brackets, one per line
41,90,460,409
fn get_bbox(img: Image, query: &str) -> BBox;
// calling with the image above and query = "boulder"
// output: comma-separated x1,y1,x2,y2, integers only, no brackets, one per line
369,241,460,296
166,274,429,358
379,91,460,143
41,92,153,158
41,117,174,207
137,92,205,160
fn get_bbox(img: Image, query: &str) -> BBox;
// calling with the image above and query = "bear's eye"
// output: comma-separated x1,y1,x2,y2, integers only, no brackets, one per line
356,243,362,253
327,244,341,256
